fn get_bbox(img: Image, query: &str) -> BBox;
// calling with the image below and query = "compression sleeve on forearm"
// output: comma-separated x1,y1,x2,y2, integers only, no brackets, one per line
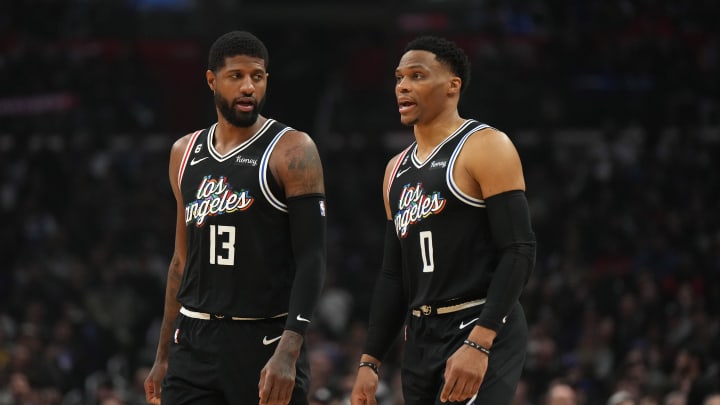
284,194,327,334
363,221,407,360
477,190,536,332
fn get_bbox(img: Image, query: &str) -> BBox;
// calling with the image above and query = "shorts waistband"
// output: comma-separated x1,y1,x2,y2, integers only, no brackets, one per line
411,298,486,317
180,306,288,321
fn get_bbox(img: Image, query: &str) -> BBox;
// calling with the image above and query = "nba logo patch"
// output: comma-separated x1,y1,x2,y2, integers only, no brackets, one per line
319,200,326,217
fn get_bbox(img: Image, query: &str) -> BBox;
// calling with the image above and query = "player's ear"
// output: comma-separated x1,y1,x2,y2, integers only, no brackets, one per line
448,76,461,96
206,69,216,93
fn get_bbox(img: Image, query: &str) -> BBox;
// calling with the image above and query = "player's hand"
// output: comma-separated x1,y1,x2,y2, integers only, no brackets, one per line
258,351,296,405
439,344,488,403
144,361,167,404
350,366,379,405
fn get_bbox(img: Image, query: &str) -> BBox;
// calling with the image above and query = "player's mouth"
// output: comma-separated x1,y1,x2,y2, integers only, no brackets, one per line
398,100,416,114
234,98,255,112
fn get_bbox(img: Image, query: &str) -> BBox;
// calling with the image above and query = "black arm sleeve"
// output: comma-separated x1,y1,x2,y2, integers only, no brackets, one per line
477,190,536,332
363,221,407,360
284,194,327,334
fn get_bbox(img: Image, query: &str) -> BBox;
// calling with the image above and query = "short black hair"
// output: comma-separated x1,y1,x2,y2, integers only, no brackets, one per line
208,30,269,72
403,35,471,93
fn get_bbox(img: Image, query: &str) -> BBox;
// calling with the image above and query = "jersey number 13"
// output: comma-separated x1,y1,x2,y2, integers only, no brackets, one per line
209,225,235,266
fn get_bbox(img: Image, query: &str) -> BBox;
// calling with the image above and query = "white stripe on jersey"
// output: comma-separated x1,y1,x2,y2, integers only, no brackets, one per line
259,127,293,212
409,119,477,167
177,129,203,190
446,124,489,208
386,145,413,203
207,119,274,161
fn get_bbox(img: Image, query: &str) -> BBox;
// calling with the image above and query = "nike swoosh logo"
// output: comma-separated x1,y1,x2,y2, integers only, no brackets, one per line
395,167,411,178
502,315,508,324
262,335,282,346
190,157,209,166
296,314,311,323
459,318,479,330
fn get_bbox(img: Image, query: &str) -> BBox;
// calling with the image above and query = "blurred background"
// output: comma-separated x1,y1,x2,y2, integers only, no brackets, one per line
1,0,719,404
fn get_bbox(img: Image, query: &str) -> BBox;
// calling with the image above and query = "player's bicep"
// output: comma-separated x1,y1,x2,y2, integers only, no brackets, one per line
274,131,325,198
468,130,526,198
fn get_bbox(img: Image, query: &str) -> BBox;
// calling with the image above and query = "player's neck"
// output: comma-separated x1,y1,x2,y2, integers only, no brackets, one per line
214,116,267,154
413,111,464,157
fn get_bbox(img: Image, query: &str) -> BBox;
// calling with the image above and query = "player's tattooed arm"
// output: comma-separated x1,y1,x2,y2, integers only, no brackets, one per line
272,130,325,197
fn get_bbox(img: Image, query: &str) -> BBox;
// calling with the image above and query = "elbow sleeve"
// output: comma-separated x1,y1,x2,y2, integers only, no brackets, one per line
284,194,327,334
477,190,536,332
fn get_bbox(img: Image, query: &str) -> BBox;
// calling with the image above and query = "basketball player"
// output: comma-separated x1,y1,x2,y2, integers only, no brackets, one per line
143,31,327,405
350,36,536,404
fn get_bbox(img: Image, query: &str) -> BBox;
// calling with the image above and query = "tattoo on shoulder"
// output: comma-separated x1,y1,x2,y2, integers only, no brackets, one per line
284,140,324,193
286,141,317,168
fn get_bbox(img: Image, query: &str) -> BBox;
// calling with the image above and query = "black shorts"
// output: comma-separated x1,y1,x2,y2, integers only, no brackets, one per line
162,313,310,405
401,301,527,405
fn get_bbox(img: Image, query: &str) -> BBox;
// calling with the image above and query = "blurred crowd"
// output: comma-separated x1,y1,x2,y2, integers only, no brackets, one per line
1,1,719,404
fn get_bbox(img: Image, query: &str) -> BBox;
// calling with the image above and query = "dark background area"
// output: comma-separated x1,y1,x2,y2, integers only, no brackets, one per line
1,1,719,404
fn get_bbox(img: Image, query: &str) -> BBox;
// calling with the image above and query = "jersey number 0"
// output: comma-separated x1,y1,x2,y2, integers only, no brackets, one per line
420,231,435,272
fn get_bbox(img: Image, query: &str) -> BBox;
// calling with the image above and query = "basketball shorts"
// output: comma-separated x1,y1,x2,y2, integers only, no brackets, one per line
401,301,528,405
162,312,310,405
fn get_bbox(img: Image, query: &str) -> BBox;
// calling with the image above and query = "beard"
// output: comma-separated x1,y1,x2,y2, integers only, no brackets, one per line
215,92,266,128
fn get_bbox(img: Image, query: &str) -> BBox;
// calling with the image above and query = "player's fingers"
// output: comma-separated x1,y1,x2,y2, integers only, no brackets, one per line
144,379,159,403
469,373,485,401
285,381,295,404
264,383,278,405
143,381,153,402
467,380,481,402
449,379,470,402
350,391,364,405
280,383,293,405
439,377,456,403
353,389,375,405
258,372,271,404
267,381,285,405
364,389,378,405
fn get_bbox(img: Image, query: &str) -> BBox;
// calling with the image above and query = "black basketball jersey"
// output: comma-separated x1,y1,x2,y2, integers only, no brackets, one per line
176,119,295,318
387,119,498,308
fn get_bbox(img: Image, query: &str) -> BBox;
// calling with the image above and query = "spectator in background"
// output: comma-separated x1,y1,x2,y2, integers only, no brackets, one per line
544,380,580,405
607,390,636,405
545,380,579,405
